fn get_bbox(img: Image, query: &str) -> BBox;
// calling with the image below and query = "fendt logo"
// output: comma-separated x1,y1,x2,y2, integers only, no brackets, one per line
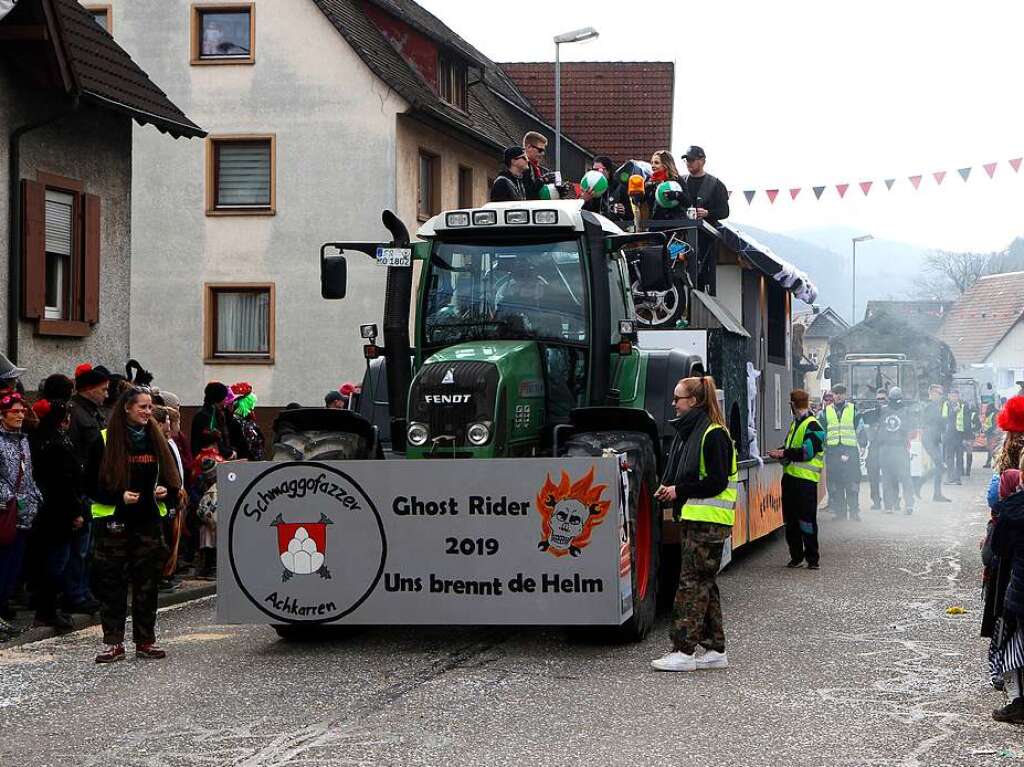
424,393,472,404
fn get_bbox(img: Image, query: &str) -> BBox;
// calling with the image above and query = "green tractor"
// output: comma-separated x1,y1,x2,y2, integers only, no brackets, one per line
268,203,705,639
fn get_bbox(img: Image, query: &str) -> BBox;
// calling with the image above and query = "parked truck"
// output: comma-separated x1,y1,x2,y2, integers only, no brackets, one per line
218,202,816,640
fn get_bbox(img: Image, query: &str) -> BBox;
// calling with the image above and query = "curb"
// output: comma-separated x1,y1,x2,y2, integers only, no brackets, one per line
0,583,217,650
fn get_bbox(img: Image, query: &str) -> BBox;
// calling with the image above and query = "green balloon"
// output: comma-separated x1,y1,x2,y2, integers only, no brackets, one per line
656,180,682,208
581,170,608,197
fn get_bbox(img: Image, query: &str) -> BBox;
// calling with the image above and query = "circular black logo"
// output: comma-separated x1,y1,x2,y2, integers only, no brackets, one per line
227,462,387,624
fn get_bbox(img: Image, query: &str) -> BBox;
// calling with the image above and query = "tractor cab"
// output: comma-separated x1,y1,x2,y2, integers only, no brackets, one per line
321,202,663,458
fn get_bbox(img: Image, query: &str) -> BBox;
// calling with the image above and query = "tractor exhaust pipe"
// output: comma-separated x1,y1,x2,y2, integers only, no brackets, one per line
381,211,413,452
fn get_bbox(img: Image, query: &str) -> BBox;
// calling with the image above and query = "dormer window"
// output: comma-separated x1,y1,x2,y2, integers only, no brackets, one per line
438,53,468,111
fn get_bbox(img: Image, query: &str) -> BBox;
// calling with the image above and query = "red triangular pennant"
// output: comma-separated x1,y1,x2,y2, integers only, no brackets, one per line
1010,158,1022,173
743,190,756,204
812,186,825,199
984,162,998,178
933,170,946,185
884,178,896,190
836,183,849,198
958,167,971,182
766,189,779,204
789,187,801,200
909,175,922,189
859,181,872,196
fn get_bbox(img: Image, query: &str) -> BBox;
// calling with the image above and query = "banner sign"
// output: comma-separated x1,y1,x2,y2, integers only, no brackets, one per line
217,458,632,626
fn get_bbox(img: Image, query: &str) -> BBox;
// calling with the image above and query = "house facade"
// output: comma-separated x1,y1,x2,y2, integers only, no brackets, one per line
937,271,1024,396
0,0,202,389
99,0,593,406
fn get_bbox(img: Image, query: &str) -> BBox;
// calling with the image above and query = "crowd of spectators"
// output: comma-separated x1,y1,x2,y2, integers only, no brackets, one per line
0,354,265,644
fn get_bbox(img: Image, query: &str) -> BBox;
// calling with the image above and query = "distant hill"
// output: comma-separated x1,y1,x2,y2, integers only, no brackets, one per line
729,223,928,320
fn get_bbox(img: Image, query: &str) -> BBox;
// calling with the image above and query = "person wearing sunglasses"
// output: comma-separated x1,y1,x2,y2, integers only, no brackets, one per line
0,392,42,639
521,131,549,199
651,375,738,672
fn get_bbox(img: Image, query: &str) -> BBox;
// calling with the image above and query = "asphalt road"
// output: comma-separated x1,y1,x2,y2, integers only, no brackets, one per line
2,471,1020,767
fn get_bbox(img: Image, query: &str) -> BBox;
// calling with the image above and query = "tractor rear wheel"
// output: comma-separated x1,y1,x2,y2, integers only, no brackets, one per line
561,430,661,641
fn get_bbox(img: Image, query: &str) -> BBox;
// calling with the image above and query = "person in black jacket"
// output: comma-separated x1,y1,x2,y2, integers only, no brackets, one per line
490,146,530,203
651,375,737,672
87,387,181,663
681,146,730,225
645,150,685,220
190,381,235,459
990,465,1024,723
28,399,84,632
581,156,627,221
65,363,110,614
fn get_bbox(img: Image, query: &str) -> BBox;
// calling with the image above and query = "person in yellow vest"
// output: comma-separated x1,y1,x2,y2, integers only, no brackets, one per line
86,387,181,664
769,389,825,569
823,384,862,521
651,374,738,672
943,389,977,484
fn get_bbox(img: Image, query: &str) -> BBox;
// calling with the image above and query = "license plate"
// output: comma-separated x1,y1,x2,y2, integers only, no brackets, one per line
375,247,412,267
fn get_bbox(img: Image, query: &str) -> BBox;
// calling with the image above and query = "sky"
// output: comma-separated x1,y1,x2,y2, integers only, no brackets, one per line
420,0,1024,252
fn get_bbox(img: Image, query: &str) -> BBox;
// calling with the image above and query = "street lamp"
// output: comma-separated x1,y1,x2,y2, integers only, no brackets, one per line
851,234,874,324
553,26,599,176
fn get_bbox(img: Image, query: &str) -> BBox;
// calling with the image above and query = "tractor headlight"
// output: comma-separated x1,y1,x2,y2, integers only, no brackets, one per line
466,421,491,446
533,209,558,225
445,212,470,227
407,422,429,446
472,210,497,226
504,209,529,225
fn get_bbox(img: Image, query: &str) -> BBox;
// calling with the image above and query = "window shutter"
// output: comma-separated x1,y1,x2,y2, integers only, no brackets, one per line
84,194,101,323
21,179,45,320
217,142,271,206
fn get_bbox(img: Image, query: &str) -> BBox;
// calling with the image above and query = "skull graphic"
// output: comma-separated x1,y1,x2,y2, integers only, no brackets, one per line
535,468,612,559
539,495,598,557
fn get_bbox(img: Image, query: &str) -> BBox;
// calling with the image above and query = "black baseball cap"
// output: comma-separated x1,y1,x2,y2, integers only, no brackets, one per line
504,146,526,166
683,145,706,160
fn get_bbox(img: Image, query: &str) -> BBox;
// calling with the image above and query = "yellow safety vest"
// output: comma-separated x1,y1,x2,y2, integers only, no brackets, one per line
941,402,966,432
678,423,739,526
824,403,857,447
783,415,824,484
90,429,169,519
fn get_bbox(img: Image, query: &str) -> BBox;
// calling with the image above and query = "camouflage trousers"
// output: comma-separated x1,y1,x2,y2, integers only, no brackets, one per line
670,520,731,654
92,519,168,645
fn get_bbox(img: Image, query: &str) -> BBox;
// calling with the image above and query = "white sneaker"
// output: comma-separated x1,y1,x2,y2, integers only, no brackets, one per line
651,651,697,672
696,650,729,669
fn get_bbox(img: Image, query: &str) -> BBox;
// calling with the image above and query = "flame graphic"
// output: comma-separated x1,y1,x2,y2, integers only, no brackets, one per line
536,467,612,557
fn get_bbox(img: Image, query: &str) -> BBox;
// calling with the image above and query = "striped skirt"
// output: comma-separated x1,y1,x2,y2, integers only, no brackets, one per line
989,614,1024,685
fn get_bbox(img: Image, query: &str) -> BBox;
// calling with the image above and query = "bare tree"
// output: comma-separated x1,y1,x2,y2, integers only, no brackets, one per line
922,249,994,294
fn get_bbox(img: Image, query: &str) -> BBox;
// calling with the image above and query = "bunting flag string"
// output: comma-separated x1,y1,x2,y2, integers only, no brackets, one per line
731,153,1023,204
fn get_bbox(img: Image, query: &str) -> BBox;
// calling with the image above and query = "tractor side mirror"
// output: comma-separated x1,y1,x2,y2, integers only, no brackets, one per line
823,367,832,380
320,244,348,299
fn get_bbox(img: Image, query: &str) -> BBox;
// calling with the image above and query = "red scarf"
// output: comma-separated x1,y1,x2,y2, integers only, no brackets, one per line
650,168,669,184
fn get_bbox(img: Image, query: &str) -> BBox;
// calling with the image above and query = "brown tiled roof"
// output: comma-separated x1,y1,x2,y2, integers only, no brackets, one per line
500,61,674,163
47,0,203,138
936,272,1024,364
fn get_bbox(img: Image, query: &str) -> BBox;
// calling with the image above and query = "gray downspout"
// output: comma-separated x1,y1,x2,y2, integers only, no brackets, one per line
7,96,80,363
